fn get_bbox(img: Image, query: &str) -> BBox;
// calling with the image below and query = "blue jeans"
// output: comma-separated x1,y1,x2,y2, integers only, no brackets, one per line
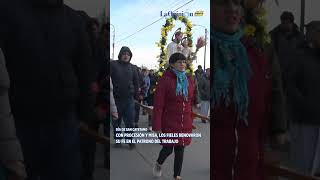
112,97,135,140
15,111,81,180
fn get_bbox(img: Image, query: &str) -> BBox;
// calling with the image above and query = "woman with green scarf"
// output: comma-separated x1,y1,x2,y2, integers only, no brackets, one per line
152,53,198,180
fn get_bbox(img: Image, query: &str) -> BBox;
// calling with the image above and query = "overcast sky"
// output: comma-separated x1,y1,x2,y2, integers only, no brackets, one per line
265,0,320,30
65,0,108,18
63,0,320,69
110,0,210,69
63,0,320,28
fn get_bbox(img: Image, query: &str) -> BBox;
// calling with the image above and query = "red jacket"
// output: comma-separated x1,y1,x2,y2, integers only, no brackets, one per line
152,69,197,146
212,43,272,180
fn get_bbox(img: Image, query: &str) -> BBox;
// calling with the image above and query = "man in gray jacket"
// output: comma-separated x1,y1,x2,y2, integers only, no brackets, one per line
110,46,139,149
287,21,320,176
0,49,26,180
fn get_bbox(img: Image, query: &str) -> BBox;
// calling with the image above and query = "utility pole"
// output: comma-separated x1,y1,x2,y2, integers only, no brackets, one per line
300,0,305,33
193,24,208,70
204,28,207,70
110,24,115,60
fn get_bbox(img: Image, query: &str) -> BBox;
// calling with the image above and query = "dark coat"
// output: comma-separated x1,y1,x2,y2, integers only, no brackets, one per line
146,74,157,106
110,60,139,104
152,69,197,146
197,75,210,101
77,11,109,123
287,46,320,125
0,49,24,166
270,24,305,88
0,0,95,123
212,43,272,180
265,43,287,135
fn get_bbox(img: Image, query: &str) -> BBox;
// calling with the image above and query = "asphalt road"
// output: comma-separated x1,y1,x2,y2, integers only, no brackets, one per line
109,113,210,180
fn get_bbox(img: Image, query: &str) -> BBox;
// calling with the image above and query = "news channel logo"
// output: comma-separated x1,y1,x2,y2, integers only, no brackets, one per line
160,10,204,17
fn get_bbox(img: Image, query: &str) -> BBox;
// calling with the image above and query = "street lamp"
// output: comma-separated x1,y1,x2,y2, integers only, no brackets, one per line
193,24,207,70
300,0,305,33
110,23,115,60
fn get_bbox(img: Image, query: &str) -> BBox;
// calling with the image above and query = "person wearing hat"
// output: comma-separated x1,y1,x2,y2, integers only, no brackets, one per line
270,11,305,92
287,20,320,176
197,68,210,123
211,0,287,179
152,53,198,180
167,29,184,62
194,65,204,80
110,46,139,149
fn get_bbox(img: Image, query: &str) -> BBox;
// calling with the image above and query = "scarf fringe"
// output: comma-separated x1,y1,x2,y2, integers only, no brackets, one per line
172,69,189,100
212,30,252,126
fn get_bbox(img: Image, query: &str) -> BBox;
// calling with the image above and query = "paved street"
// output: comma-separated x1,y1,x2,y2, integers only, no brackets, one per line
90,110,297,180
109,112,210,180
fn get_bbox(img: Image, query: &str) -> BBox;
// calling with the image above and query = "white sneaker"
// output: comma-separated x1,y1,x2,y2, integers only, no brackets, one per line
153,162,162,177
174,176,182,180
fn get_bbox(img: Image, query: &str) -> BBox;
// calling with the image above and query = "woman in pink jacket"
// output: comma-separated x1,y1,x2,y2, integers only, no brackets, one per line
152,53,198,180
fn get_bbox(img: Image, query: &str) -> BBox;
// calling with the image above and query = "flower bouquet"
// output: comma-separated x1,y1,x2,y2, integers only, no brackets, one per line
190,36,206,62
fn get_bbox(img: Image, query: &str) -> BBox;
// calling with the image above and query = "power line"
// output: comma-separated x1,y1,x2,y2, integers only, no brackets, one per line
121,0,154,28
115,0,188,41
143,0,188,27
116,0,194,44
111,0,184,44
161,0,188,14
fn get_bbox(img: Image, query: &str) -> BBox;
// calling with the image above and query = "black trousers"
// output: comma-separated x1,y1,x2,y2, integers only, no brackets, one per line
157,146,185,177
15,111,81,180
134,101,140,124
80,122,99,180
104,118,110,169
80,117,111,180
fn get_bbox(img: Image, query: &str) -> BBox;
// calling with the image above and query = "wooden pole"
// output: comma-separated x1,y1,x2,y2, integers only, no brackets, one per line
135,101,210,121
80,123,110,144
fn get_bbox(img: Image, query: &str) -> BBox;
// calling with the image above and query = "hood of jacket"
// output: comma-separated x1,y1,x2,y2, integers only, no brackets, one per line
118,46,133,63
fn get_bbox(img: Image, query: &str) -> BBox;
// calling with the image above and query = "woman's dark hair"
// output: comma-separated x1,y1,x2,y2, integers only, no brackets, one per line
169,53,187,64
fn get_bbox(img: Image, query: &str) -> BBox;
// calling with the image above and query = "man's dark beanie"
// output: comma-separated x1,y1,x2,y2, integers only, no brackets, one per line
281,11,294,23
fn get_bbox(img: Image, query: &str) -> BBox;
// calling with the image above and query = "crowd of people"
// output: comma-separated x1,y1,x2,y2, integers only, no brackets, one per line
0,1,210,179
109,47,210,180
108,26,210,180
3,0,320,180
0,0,111,180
